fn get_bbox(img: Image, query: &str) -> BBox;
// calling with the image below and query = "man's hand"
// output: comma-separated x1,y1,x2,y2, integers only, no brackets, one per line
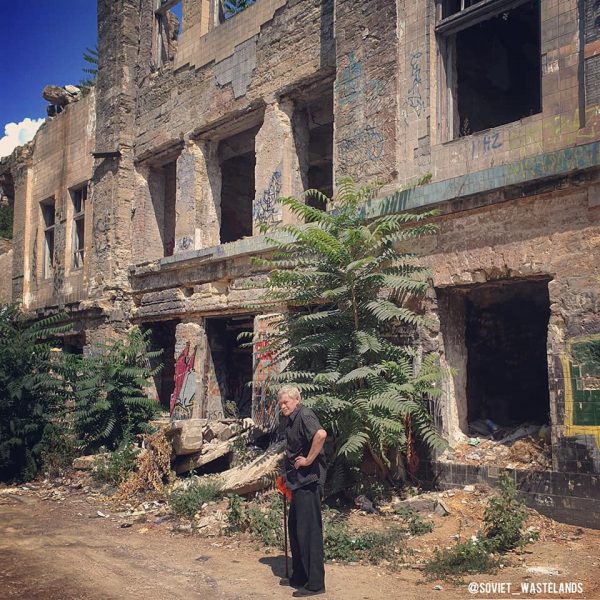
294,456,311,469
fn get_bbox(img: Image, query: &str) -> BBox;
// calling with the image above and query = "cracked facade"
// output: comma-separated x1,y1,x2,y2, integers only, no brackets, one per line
0,0,600,525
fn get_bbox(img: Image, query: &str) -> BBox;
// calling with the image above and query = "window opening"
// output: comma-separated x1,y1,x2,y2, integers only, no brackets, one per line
306,93,334,208
205,315,254,418
218,127,258,243
156,0,182,65
41,198,56,279
149,161,177,257
438,0,541,137
71,184,87,269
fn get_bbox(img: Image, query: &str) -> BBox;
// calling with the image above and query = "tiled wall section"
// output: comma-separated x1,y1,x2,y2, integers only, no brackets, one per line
424,460,600,528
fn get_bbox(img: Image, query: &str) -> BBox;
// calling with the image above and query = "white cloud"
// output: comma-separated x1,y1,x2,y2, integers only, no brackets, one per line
0,118,45,158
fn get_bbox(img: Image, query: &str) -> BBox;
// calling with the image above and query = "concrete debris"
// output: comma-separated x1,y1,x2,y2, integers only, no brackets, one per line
440,423,552,470
203,421,235,443
42,84,82,106
216,441,285,495
167,418,205,455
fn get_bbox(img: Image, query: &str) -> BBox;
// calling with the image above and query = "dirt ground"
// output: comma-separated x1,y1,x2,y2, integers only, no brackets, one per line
0,481,599,600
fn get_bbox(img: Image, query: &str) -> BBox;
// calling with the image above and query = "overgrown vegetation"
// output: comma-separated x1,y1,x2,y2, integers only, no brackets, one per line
482,474,531,552
74,328,162,452
78,46,98,96
116,429,174,500
0,307,72,482
252,178,445,493
0,306,162,483
225,495,405,565
425,475,532,580
169,479,222,521
226,493,284,548
92,442,140,486
0,204,13,239
425,539,500,581
394,506,434,536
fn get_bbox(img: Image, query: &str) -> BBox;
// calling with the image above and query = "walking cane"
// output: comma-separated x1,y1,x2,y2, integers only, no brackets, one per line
283,493,289,579
276,476,291,579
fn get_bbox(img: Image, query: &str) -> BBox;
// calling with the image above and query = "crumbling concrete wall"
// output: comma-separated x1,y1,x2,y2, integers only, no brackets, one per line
0,250,13,305
14,92,96,310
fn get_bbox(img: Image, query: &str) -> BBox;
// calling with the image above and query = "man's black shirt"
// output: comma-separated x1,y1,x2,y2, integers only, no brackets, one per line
284,404,326,491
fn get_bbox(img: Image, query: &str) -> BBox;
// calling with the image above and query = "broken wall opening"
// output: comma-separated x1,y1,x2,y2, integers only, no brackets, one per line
149,161,177,257
218,127,258,243
293,89,334,210
439,0,541,137
441,277,551,436
205,315,254,418
145,320,178,410
306,93,334,205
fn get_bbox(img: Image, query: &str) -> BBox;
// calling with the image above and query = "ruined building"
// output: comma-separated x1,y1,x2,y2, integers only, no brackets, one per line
0,0,599,526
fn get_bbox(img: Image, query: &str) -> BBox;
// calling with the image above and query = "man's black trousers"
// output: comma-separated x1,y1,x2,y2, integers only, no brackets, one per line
288,482,325,591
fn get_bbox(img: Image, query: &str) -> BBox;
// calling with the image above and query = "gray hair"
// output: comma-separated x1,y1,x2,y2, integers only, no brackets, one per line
277,385,301,401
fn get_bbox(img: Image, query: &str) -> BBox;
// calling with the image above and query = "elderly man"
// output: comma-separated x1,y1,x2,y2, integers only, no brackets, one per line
278,385,327,597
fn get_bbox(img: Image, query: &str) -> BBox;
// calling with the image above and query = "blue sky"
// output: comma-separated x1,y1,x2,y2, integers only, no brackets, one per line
0,1,97,156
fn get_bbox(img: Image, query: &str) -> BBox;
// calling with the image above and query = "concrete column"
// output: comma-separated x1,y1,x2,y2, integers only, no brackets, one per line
172,319,208,420
175,139,221,252
253,98,306,233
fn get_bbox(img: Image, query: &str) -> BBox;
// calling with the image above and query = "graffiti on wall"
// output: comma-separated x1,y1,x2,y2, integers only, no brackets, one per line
171,342,197,420
254,169,282,228
336,51,387,112
400,49,425,125
561,335,600,448
252,315,283,432
339,125,385,174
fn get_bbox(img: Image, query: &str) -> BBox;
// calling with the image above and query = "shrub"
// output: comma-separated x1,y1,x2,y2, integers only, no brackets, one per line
425,539,499,581
394,506,434,536
483,474,529,552
354,528,405,564
251,178,445,491
226,493,284,548
169,480,222,521
92,442,140,486
74,327,162,452
323,510,357,562
0,307,74,482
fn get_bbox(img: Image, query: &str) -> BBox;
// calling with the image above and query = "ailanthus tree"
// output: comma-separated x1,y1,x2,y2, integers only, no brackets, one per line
254,178,447,492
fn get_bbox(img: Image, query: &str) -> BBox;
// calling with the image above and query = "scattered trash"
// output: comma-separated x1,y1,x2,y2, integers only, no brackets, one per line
468,437,481,446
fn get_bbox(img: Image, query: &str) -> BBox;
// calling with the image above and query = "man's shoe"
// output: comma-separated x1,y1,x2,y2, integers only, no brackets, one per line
292,587,326,597
279,578,305,588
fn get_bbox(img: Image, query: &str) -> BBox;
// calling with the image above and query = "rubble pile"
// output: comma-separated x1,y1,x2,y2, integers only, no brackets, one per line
440,422,552,470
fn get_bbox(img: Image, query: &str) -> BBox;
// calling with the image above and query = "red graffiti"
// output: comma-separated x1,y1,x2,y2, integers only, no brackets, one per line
170,342,197,415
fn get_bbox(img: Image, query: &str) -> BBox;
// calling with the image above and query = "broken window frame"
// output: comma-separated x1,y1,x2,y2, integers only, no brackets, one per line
70,184,87,269
435,0,542,140
155,0,183,67
41,198,56,279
